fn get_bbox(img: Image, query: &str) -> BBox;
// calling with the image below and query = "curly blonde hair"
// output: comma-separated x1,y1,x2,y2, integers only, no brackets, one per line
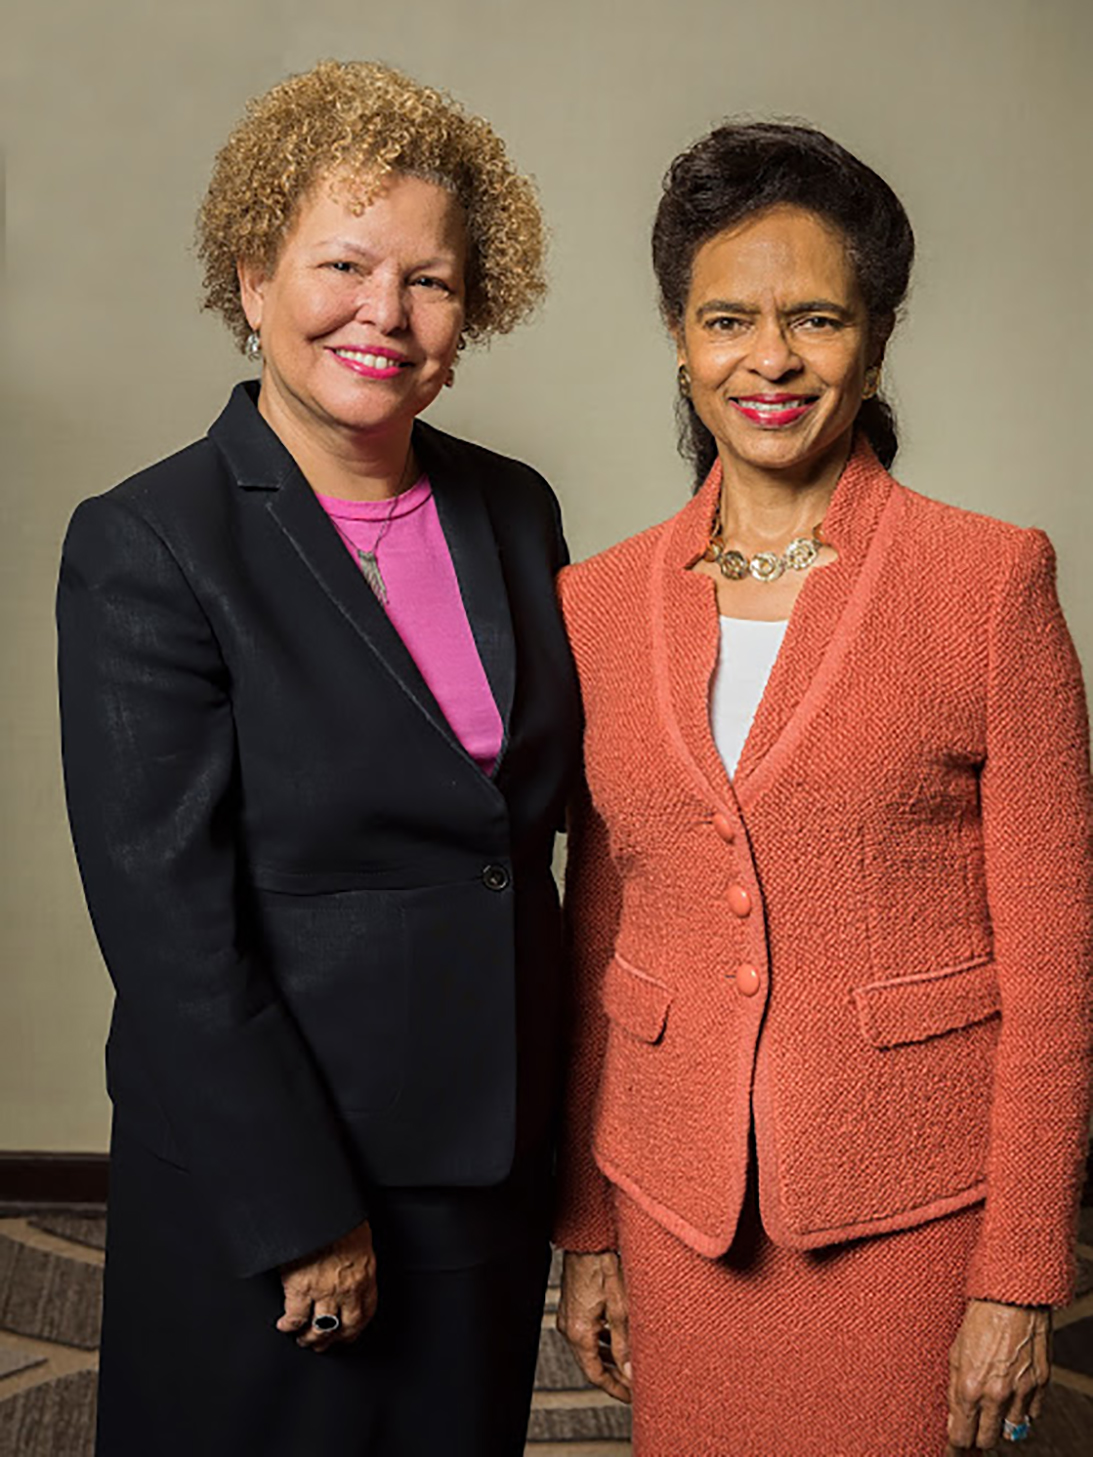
197,60,547,349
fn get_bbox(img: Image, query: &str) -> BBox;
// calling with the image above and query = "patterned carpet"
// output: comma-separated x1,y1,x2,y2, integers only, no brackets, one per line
2,1207,1091,1454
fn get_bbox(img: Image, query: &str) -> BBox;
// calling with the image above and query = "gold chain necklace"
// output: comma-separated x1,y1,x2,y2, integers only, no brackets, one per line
704,520,826,583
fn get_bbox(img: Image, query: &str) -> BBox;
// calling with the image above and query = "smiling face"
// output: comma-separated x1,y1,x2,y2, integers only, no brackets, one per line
238,171,468,449
675,205,880,484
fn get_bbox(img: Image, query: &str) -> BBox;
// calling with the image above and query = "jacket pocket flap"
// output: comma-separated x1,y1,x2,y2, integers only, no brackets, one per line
853,956,1000,1050
601,954,672,1044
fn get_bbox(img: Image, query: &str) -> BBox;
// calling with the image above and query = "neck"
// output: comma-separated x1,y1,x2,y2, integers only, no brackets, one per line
716,433,852,545
258,376,415,502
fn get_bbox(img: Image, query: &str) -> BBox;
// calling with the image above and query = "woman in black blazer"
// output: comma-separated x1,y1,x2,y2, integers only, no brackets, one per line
57,61,579,1457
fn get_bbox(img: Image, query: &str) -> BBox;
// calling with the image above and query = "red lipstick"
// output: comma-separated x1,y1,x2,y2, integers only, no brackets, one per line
731,394,817,428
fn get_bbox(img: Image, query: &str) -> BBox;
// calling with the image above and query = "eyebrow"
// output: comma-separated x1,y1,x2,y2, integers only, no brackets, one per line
695,298,856,320
318,238,459,269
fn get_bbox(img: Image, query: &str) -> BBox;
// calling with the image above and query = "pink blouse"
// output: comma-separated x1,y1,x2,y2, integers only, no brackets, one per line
316,477,504,774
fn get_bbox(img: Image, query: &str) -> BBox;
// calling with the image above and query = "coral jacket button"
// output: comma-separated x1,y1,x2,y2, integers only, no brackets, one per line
735,963,761,997
727,883,752,917
712,812,735,844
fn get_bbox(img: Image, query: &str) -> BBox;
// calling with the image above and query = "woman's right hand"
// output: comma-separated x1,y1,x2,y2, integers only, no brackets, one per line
557,1250,632,1403
277,1219,378,1351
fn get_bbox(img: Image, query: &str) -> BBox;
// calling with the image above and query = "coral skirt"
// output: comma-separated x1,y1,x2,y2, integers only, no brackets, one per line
616,1177,983,1457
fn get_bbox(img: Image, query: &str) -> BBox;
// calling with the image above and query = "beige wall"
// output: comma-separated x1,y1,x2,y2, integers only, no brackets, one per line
4,0,1090,1151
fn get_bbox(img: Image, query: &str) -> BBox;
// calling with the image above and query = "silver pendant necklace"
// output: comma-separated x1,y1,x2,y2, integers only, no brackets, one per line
353,450,417,605
356,494,400,604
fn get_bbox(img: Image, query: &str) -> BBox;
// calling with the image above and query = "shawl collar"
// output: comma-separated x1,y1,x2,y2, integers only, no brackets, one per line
208,382,515,774
652,434,905,814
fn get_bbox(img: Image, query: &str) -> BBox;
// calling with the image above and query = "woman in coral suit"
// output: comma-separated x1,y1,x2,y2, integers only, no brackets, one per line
553,121,1092,1457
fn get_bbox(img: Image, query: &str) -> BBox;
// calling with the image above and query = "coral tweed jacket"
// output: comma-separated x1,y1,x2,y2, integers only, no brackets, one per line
554,438,1093,1306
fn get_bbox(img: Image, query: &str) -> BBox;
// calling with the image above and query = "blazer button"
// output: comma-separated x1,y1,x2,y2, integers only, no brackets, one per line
734,963,761,997
482,864,510,892
727,883,752,918
712,812,735,844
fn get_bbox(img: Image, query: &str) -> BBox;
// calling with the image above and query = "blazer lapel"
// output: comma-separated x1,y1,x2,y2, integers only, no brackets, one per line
208,385,467,758
652,435,904,814
652,475,733,810
413,423,516,749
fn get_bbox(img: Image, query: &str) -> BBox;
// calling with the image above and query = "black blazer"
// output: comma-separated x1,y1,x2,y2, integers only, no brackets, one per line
58,383,581,1278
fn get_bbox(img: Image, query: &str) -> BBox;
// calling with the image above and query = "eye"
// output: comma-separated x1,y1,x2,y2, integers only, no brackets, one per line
323,260,357,275
797,314,842,332
411,275,455,295
705,315,747,334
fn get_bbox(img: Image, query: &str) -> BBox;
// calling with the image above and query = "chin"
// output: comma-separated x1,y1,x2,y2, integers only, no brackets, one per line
725,419,850,474
315,389,411,434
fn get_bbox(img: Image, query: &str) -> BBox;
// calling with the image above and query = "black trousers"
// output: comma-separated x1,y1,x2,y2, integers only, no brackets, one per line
96,1127,551,1457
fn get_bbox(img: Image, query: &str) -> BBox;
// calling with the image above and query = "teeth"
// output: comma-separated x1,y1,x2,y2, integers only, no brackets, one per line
739,398,811,413
334,350,402,369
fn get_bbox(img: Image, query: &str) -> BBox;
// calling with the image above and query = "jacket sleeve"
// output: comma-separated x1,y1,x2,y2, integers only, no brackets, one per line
552,571,621,1252
965,529,1093,1306
57,494,368,1278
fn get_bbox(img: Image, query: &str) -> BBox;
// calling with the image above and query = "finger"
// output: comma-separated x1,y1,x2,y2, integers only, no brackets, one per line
997,1408,1033,1446
569,1324,630,1404
604,1285,632,1386
587,1351,632,1404
297,1303,341,1350
276,1282,313,1334
334,1291,367,1344
947,1372,979,1452
600,1323,632,1392
335,1270,378,1342
1030,1321,1051,1419
973,1392,1008,1451
998,1385,1039,1447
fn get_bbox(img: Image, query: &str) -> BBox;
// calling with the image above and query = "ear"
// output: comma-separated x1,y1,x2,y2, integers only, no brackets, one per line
237,259,267,332
671,324,687,370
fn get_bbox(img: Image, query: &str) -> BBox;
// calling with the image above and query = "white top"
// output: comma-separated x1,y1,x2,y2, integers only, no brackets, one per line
710,617,788,778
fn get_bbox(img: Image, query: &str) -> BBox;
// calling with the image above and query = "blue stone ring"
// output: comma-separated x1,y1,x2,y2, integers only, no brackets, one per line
1002,1417,1031,1442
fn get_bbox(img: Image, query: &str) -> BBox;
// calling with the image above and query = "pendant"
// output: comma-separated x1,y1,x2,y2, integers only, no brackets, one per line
784,536,820,571
749,552,784,582
357,550,388,604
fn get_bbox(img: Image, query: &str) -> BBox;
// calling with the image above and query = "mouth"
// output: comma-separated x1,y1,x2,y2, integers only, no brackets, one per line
730,394,818,428
328,347,410,381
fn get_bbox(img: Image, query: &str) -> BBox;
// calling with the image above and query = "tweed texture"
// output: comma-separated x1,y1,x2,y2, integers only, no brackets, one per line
617,1186,984,1457
554,437,1093,1307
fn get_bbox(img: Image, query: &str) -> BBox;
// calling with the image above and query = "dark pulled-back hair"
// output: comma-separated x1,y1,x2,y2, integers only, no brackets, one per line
652,121,915,483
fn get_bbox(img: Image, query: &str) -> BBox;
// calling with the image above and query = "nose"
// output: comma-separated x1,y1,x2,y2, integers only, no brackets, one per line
748,317,801,380
353,266,407,335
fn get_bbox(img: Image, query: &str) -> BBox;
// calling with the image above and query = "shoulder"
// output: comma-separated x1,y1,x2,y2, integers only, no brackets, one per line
558,512,676,624
898,483,1042,550
68,437,227,536
416,419,554,503
894,483,1057,593
62,436,232,590
416,418,567,565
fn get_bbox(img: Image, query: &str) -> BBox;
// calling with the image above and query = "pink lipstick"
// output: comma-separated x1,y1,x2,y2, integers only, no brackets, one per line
327,345,410,380
731,395,817,428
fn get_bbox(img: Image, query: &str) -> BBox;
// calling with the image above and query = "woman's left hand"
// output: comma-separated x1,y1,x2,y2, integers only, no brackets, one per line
946,1299,1050,1452
277,1219,378,1352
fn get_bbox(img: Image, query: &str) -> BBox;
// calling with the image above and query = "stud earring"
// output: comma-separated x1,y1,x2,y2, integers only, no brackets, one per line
862,365,881,400
444,367,456,388
244,330,263,363
677,363,691,400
